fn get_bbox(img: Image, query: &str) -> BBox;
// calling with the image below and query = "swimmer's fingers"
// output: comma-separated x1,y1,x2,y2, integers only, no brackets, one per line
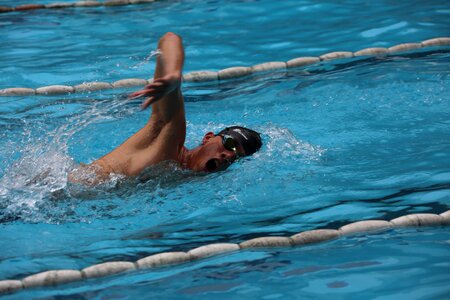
128,89,148,99
141,96,155,109
128,87,159,99
148,80,164,87
130,76,178,106
128,80,163,98
139,81,164,93
151,76,179,93
140,91,166,109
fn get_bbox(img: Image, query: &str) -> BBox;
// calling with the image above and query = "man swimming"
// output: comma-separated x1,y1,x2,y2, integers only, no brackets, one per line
73,32,262,182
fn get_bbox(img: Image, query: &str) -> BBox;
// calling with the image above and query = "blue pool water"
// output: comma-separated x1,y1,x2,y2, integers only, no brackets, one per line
1,0,449,298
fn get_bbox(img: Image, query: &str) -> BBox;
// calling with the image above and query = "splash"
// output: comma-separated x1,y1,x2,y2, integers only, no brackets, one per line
0,91,201,224
107,48,162,76
262,125,326,162
0,105,324,224
0,96,133,223
130,49,162,70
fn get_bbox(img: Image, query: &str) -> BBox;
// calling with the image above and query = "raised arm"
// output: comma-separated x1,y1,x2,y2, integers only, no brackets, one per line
129,32,185,122
86,33,187,177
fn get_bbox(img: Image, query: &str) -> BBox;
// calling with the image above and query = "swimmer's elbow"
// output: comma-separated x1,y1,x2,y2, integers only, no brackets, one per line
161,32,182,42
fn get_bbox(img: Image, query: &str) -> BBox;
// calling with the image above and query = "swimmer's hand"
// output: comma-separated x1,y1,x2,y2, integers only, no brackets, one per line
128,74,181,109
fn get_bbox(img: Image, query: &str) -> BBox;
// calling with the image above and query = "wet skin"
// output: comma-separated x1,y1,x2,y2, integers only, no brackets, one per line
70,32,244,183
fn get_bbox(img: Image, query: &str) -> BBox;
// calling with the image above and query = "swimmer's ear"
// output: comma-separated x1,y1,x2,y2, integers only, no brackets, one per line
202,132,215,145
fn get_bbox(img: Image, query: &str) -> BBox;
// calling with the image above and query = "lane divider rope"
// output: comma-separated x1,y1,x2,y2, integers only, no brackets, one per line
0,0,158,14
0,210,449,294
0,37,449,97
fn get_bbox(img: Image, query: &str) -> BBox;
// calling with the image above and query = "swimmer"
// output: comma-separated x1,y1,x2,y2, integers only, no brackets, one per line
71,32,262,183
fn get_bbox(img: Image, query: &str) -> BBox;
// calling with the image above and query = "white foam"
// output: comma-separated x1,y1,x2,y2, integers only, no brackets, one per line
0,95,133,222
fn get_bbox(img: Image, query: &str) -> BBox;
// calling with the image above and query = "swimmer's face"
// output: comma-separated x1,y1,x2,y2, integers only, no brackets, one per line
190,132,245,172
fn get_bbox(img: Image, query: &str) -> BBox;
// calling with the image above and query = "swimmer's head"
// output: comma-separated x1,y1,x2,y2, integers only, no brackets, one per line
187,126,262,172
217,126,262,156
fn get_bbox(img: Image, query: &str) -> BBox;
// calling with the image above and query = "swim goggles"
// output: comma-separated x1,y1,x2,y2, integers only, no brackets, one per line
220,134,240,158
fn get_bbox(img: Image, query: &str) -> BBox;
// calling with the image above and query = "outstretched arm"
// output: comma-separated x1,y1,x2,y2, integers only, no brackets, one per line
129,32,185,122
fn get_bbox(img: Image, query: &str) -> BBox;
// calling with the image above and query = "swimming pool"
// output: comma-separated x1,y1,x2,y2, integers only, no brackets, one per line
0,0,449,298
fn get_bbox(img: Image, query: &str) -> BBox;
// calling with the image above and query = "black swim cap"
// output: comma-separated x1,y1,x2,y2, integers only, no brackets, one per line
218,126,262,156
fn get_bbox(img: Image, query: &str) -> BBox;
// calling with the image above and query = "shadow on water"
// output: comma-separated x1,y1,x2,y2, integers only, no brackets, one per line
247,183,450,230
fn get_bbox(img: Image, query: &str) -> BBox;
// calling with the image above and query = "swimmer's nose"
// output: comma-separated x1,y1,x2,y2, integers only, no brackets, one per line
221,151,236,163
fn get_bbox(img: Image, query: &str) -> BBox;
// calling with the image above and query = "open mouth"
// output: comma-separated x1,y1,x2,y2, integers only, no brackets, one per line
205,158,234,172
206,158,220,172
